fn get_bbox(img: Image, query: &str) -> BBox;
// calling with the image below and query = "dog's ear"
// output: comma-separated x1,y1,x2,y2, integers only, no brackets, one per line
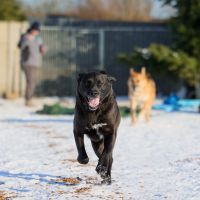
141,67,146,76
77,73,85,83
130,68,136,76
108,76,116,83
130,68,134,74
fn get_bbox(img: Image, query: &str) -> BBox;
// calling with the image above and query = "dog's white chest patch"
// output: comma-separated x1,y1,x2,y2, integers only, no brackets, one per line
91,123,107,140
91,123,107,129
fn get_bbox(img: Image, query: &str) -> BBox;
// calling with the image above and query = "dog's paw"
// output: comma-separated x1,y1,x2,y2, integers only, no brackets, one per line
77,155,89,164
101,176,111,185
96,164,108,178
96,163,102,174
97,165,111,185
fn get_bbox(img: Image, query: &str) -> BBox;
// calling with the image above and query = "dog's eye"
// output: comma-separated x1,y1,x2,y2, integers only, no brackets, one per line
86,80,92,87
97,80,103,87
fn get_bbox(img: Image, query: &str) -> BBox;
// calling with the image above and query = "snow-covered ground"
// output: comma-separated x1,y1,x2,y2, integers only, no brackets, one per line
0,98,200,200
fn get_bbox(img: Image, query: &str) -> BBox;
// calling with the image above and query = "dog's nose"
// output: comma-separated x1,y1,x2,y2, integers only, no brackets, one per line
90,91,98,97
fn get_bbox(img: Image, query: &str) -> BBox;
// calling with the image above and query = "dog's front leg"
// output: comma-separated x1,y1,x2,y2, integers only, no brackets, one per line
96,133,116,184
130,99,137,125
74,131,89,164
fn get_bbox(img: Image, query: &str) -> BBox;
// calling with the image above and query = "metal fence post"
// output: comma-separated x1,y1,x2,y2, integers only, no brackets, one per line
70,29,77,96
99,29,105,70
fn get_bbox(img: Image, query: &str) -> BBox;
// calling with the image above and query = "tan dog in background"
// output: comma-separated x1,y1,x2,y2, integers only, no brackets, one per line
127,67,156,125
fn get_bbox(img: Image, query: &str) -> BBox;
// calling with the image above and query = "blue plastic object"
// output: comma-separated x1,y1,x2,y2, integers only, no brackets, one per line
153,95,200,112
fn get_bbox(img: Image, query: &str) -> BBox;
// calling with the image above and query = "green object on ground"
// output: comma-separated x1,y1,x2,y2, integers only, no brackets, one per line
37,103,74,115
119,106,140,117
119,106,130,117
37,103,135,117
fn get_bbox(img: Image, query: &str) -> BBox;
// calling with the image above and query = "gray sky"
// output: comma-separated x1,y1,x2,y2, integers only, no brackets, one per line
151,0,176,19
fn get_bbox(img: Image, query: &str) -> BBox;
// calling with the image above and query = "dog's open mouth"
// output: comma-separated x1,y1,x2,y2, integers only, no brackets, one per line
87,96,100,110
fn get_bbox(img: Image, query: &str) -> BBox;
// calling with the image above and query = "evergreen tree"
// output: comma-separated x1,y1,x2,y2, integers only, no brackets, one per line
0,0,26,21
161,0,200,60
160,0,200,95
119,0,200,94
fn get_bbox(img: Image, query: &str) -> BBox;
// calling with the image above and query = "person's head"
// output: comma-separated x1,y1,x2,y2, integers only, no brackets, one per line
29,21,40,36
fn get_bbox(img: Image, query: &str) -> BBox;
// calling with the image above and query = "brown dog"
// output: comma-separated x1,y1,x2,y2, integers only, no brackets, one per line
127,67,156,125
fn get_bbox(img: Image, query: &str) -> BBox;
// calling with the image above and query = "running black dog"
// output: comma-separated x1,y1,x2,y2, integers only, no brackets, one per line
73,71,120,184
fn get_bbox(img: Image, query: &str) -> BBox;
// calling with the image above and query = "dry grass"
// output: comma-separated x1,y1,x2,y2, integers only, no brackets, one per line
74,187,91,194
0,192,6,200
55,177,80,185
72,0,153,21
22,0,153,22
0,191,16,200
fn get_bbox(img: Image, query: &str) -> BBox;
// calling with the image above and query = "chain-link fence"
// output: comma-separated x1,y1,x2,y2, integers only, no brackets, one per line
36,26,172,96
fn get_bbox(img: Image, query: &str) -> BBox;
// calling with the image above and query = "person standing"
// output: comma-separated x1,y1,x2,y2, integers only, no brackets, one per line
18,21,45,106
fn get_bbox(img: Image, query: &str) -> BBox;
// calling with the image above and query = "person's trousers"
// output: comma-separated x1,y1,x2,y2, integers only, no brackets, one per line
23,65,39,101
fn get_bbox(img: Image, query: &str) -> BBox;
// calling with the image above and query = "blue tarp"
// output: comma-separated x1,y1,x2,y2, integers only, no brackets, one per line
153,95,200,112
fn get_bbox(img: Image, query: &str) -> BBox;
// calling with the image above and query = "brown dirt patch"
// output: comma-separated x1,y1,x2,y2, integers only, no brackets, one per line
74,187,91,194
66,159,77,163
0,191,16,200
55,177,80,185
48,143,57,148
61,159,77,164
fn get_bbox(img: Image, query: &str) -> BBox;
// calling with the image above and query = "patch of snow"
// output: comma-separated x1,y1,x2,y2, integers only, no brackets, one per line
0,98,200,199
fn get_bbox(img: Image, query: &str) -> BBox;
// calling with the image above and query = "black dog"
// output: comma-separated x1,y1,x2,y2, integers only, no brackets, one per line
73,71,120,184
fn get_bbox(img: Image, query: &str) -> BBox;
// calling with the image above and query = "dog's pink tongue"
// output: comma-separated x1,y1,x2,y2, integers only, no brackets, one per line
88,97,100,108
